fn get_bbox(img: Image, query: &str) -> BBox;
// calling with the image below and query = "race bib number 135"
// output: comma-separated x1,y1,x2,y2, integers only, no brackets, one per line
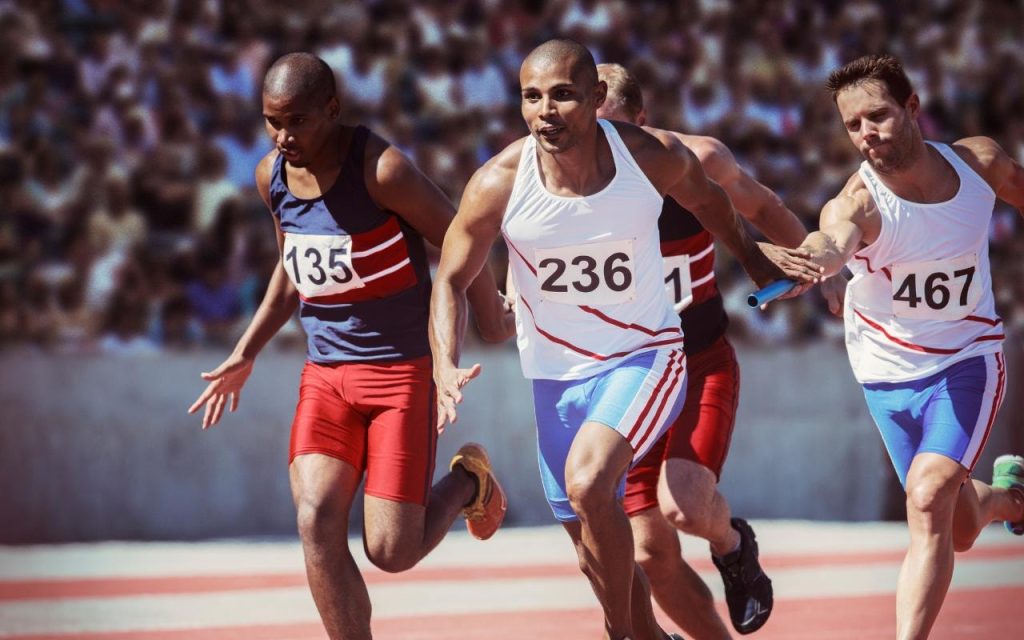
890,253,980,321
283,233,366,298
535,239,636,305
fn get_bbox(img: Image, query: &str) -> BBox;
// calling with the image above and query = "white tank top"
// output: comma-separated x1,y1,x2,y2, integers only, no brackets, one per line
844,141,1004,384
502,120,683,380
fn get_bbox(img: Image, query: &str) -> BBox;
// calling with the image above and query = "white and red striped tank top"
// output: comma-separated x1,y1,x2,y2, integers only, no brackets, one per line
844,141,1004,384
502,120,683,380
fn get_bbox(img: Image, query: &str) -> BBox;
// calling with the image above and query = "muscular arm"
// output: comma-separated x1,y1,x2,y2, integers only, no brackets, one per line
691,136,807,248
954,136,1024,214
637,127,818,287
232,154,299,360
799,193,870,278
429,157,514,427
188,152,298,427
365,134,511,342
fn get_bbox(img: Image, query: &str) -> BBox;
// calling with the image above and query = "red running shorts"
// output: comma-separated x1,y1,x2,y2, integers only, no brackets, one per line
289,355,437,506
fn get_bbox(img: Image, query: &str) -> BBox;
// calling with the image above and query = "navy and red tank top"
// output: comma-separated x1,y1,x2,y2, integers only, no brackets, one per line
269,126,432,363
658,198,728,355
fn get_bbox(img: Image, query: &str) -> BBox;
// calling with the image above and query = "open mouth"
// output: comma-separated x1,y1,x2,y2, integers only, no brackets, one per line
537,125,565,139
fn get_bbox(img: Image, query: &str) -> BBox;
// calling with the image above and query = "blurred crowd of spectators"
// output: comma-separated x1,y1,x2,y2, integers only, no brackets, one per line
1,0,1023,355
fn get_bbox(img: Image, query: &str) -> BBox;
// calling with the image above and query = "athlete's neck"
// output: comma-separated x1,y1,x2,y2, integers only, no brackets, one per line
873,142,959,204
284,126,352,199
290,125,349,175
536,124,614,197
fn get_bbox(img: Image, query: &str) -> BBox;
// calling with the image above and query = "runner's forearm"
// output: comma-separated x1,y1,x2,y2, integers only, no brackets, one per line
232,267,299,360
799,231,850,278
429,278,468,370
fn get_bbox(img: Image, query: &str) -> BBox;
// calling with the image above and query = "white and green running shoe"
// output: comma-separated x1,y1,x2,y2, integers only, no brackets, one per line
993,454,1024,535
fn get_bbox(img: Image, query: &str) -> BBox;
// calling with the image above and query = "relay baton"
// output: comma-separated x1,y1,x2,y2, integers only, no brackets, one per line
747,279,796,308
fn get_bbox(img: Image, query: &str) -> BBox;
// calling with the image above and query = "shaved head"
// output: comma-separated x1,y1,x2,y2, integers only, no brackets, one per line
263,52,336,105
522,38,598,89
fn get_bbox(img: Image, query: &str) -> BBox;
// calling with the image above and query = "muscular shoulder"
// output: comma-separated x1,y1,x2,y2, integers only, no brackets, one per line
951,136,1004,166
951,136,1011,187
675,133,739,184
615,120,683,159
462,137,526,214
363,128,407,185
254,149,279,208
613,121,696,191
825,172,879,231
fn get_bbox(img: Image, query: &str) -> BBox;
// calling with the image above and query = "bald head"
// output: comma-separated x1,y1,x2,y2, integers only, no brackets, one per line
522,38,598,90
263,53,336,105
597,63,643,123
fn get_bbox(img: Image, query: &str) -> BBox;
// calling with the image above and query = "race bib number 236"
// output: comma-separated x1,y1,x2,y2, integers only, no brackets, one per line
535,239,636,305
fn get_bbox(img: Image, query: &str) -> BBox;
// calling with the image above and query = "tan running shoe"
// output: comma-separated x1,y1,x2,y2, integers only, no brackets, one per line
450,443,507,540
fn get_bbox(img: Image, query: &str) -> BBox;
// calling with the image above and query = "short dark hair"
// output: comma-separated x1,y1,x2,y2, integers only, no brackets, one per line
597,63,643,120
825,54,914,105
263,52,336,105
523,38,598,89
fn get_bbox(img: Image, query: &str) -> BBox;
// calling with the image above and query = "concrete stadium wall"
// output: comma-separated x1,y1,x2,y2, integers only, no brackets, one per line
1,340,1020,543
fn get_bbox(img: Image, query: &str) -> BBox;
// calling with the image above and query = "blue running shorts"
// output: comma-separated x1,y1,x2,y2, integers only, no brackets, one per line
533,347,687,522
862,352,1006,487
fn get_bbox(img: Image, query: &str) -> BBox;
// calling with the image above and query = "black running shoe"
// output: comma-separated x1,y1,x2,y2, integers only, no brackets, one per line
712,518,773,634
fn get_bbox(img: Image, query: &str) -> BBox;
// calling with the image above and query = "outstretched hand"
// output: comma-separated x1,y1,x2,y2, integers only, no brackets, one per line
434,362,482,434
187,354,254,429
758,243,823,284
756,242,821,299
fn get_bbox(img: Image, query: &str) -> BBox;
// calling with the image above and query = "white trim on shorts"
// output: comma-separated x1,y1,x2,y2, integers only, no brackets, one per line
615,348,688,463
962,351,1006,472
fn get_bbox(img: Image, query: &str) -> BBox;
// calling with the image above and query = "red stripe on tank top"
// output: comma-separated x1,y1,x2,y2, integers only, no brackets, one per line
505,235,538,276
854,254,892,281
577,306,681,337
660,231,712,258
518,296,683,361
350,216,406,248
965,315,1002,327
853,309,1004,355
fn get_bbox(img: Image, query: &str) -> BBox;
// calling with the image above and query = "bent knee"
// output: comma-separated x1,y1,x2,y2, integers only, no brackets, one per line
952,533,975,553
906,481,957,516
295,498,348,543
566,469,619,517
634,538,675,579
365,540,419,573
659,502,709,534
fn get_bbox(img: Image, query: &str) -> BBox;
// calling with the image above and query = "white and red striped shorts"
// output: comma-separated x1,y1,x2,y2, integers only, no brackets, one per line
532,347,687,522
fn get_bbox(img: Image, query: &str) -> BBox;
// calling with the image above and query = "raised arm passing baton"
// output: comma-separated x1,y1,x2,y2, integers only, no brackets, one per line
747,279,796,308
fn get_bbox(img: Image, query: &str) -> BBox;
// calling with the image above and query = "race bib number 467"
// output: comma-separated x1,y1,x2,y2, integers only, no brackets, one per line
283,233,366,298
890,253,980,320
535,239,635,305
